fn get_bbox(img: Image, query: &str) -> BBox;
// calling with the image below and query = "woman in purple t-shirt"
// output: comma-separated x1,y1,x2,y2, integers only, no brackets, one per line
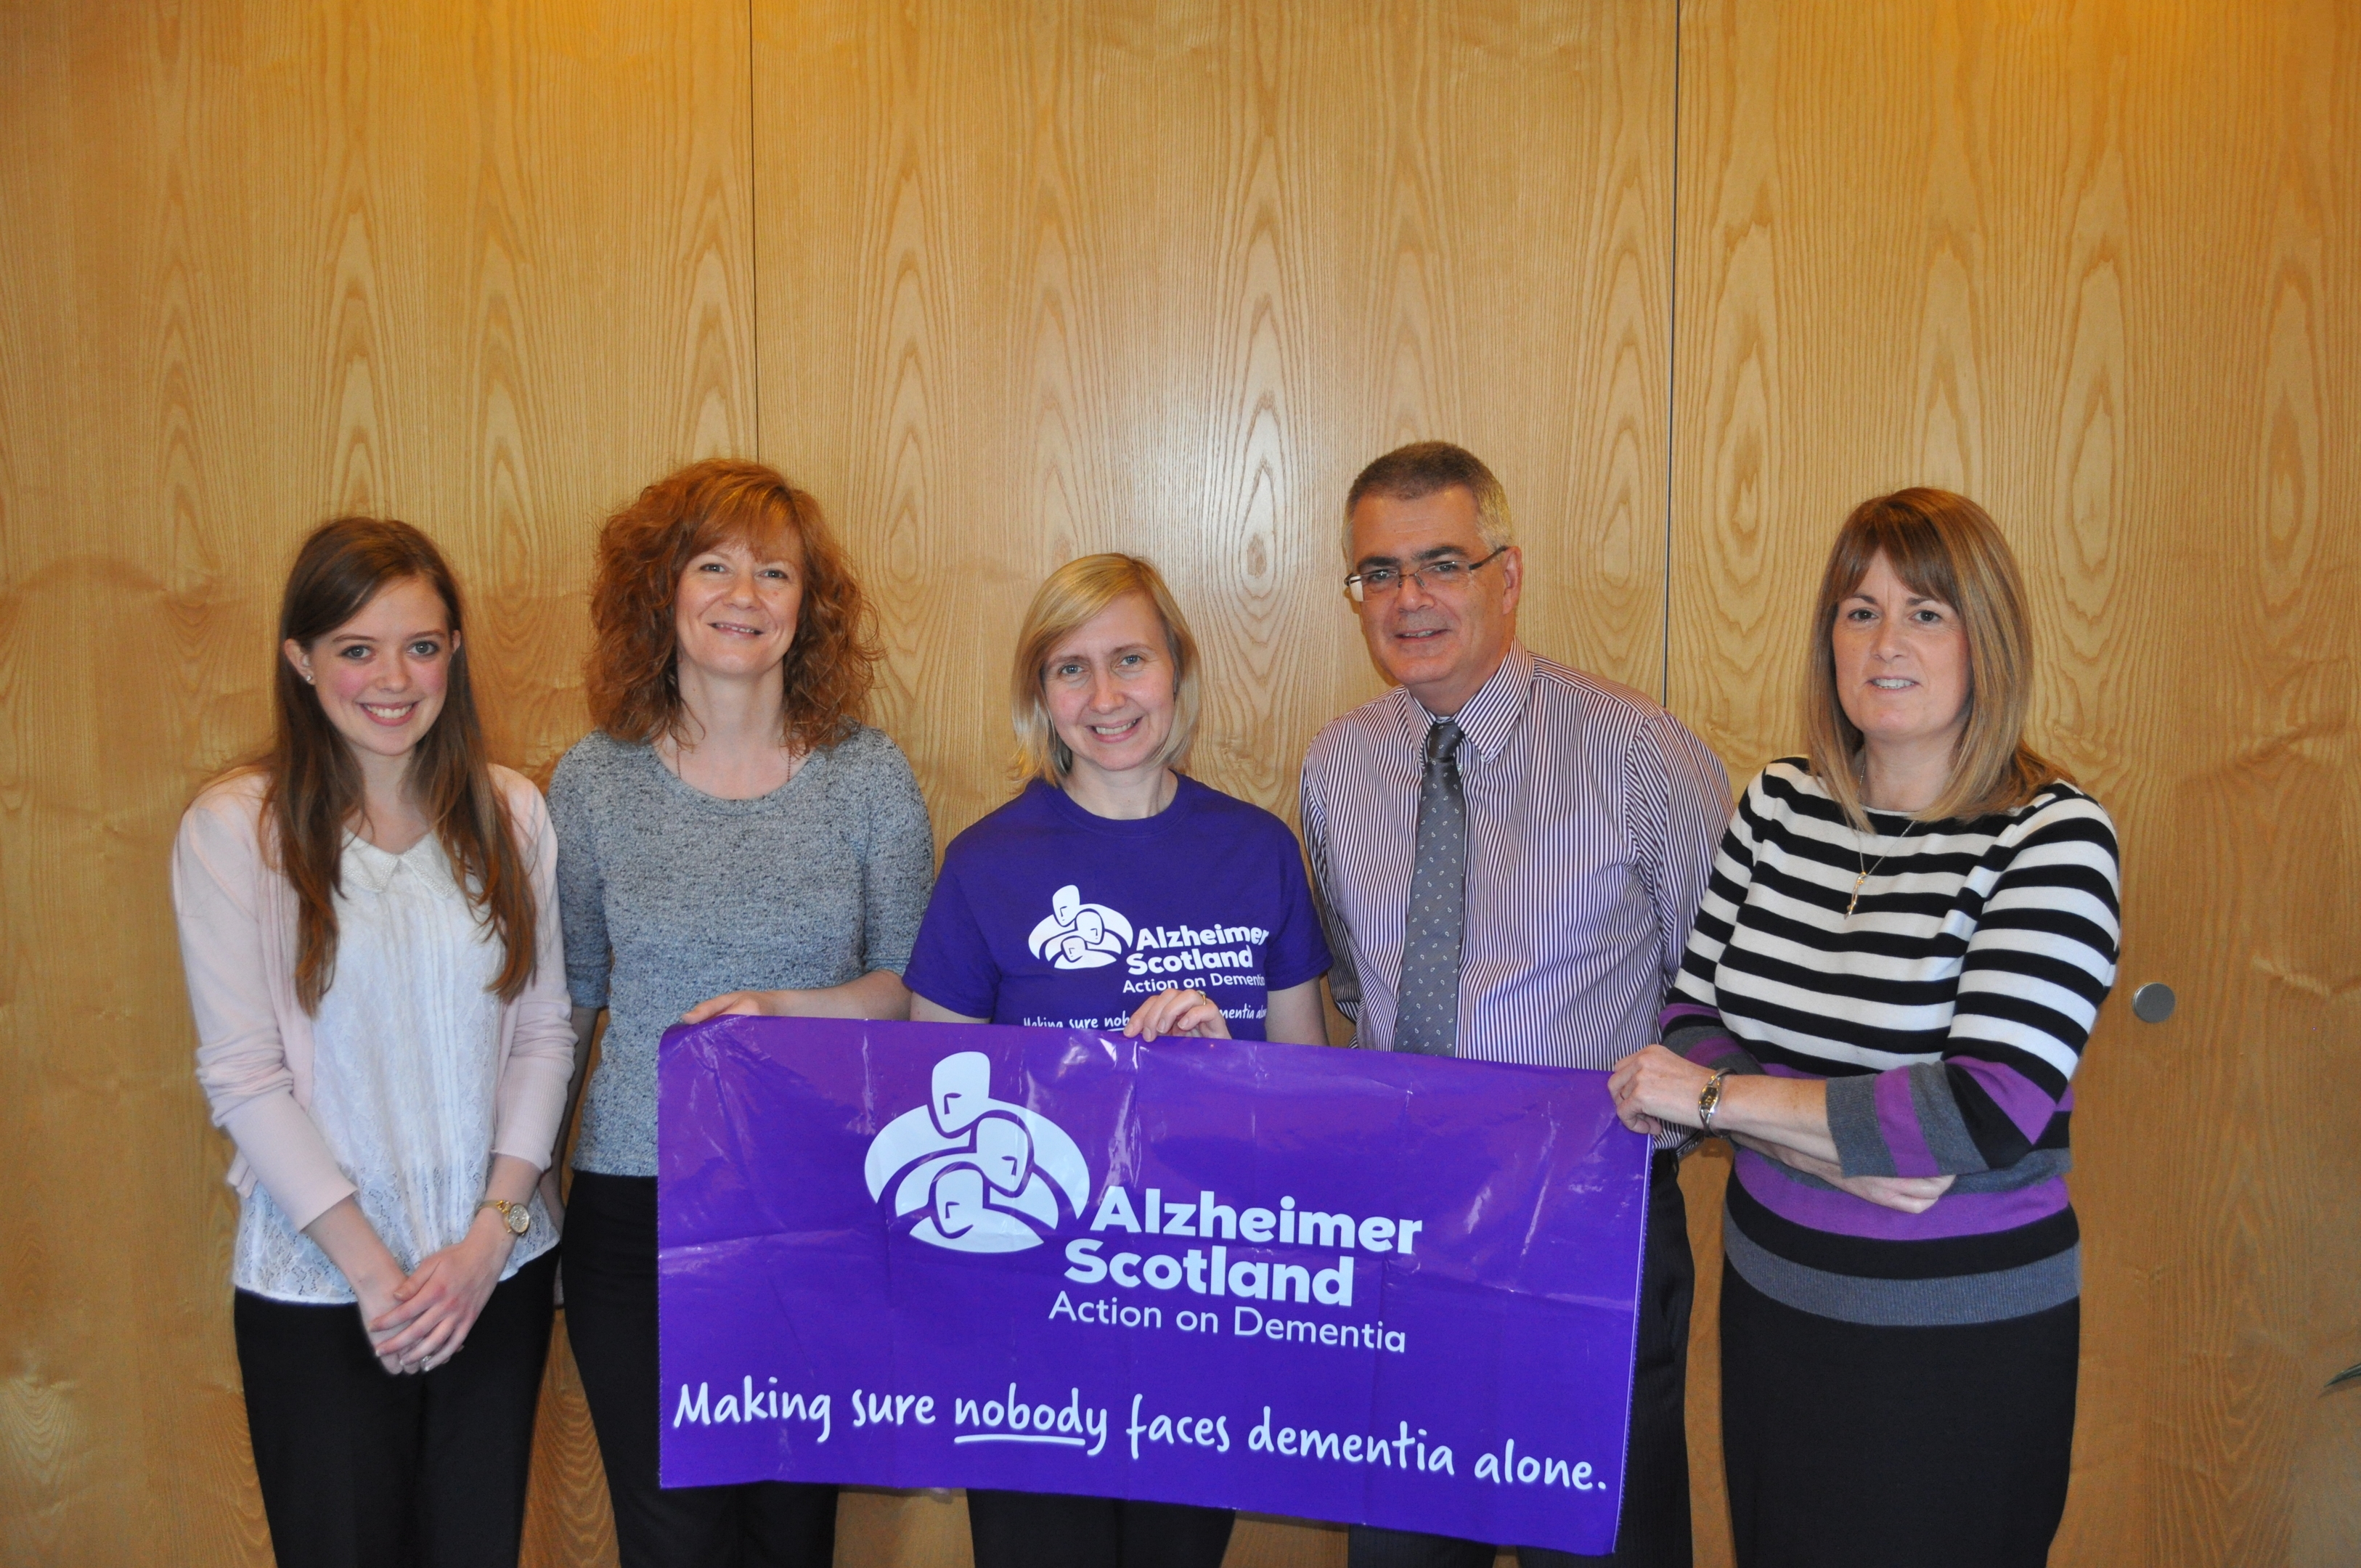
905,552,1331,1568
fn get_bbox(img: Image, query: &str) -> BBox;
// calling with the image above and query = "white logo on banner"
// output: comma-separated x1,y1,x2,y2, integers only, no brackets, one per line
1026,884,1134,969
863,1052,1093,1253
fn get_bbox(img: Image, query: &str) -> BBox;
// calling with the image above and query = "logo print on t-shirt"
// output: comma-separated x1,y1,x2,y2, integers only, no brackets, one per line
1025,883,1134,969
863,1052,1092,1253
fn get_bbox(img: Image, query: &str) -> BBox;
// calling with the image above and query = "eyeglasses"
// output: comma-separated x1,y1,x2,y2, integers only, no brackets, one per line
1344,546,1508,604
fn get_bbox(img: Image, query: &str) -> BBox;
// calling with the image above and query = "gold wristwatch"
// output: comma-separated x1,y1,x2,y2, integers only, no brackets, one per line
476,1198,532,1238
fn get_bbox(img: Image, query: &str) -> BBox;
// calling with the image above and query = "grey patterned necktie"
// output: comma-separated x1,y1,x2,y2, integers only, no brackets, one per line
1393,718,1466,1055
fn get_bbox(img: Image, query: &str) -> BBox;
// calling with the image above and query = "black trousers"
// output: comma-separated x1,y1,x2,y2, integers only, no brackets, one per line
1719,1265,2077,1568
235,1246,558,1568
564,1172,839,1568
1347,1150,1695,1568
968,1490,1236,1568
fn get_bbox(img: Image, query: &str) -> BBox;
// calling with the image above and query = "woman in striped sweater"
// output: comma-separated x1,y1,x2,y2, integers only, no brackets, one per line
1607,489,2120,1568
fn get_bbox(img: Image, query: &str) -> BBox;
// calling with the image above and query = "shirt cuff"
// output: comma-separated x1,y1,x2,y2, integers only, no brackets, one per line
222,1093,358,1233
1824,1073,1898,1178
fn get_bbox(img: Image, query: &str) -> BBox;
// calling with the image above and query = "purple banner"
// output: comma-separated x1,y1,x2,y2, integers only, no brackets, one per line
658,1016,1650,1554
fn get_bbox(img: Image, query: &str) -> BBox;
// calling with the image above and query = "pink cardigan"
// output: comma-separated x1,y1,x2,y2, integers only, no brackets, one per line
171,767,578,1233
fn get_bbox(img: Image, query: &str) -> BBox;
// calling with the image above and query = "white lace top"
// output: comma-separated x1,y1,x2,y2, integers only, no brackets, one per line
232,833,555,1302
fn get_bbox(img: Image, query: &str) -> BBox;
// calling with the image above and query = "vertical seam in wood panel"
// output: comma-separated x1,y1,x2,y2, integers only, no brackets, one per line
746,0,762,458
1659,0,1684,709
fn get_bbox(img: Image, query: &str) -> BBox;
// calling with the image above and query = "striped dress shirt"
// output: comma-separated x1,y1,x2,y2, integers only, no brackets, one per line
1299,645,1732,1110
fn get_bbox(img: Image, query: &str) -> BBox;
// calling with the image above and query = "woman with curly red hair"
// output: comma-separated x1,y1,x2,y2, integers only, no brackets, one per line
549,460,933,1568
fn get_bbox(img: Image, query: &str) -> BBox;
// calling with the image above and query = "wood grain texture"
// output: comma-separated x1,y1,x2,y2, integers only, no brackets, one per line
9,0,2353,1564
1669,3,2361,1564
755,10,1673,1561
521,1320,618,1568
0,2,752,1562
755,0,1675,853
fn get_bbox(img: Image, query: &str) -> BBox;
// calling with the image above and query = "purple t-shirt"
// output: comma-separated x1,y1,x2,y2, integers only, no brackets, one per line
905,776,1331,1037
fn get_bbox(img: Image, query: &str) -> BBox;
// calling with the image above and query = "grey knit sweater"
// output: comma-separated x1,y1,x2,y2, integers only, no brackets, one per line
549,727,934,1175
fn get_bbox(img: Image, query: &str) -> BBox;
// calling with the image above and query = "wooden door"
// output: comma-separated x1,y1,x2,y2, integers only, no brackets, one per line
1668,3,2361,1563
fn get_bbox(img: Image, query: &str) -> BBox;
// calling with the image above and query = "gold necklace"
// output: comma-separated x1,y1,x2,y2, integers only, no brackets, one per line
1847,815,1921,918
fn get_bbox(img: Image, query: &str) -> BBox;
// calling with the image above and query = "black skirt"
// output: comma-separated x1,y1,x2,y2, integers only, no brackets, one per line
1718,1264,2078,1568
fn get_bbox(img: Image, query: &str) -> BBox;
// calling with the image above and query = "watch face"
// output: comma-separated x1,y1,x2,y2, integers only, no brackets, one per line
504,1205,530,1236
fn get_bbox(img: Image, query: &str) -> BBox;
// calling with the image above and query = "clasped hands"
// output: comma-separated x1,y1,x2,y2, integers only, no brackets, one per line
354,1208,517,1376
1608,1043,1954,1215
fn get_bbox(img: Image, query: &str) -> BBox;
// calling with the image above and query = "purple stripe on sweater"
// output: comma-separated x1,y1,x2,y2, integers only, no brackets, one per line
1688,1040,1756,1072
1874,1069,1939,1177
1657,1001,1724,1031
1734,1148,2070,1241
1957,1054,2063,1143
1657,1001,1751,1071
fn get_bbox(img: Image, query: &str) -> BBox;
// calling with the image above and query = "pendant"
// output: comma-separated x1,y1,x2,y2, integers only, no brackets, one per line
1846,875,1865,918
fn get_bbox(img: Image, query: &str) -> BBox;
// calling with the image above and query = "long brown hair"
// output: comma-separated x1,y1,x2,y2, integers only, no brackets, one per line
1803,487,2067,828
262,518,537,1012
583,460,878,751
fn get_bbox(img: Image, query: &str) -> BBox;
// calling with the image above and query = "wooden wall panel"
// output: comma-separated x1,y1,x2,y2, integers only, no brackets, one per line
0,2,752,1562
754,0,1676,849
1669,3,2361,1565
9,1,2354,1565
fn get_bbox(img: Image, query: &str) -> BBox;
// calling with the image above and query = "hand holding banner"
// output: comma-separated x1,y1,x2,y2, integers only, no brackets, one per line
658,1016,1650,1554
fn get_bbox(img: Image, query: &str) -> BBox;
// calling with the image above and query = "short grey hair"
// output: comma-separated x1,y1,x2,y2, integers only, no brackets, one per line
1341,441,1517,562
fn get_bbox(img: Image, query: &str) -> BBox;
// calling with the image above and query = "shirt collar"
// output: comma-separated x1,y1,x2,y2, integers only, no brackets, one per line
1390,642,1533,763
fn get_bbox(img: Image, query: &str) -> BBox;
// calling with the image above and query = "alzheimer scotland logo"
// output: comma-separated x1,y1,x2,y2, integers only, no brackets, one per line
864,1052,1092,1252
1027,884,1134,969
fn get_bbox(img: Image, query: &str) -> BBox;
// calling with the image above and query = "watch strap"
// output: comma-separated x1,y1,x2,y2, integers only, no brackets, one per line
1697,1069,1730,1134
476,1197,531,1237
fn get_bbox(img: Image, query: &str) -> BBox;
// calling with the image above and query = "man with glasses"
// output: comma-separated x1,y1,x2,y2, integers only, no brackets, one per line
1300,441,1728,1568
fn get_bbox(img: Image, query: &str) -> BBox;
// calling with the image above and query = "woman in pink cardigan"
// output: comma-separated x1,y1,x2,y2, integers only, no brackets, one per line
172,518,576,1568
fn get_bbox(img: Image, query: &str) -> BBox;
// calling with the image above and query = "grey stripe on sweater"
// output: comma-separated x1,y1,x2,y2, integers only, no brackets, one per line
1722,1222,2081,1328
549,727,934,1176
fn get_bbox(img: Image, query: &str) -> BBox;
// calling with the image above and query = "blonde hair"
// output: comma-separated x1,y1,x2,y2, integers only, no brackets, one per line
1011,554,1202,785
1804,487,2068,829
1342,441,1517,562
